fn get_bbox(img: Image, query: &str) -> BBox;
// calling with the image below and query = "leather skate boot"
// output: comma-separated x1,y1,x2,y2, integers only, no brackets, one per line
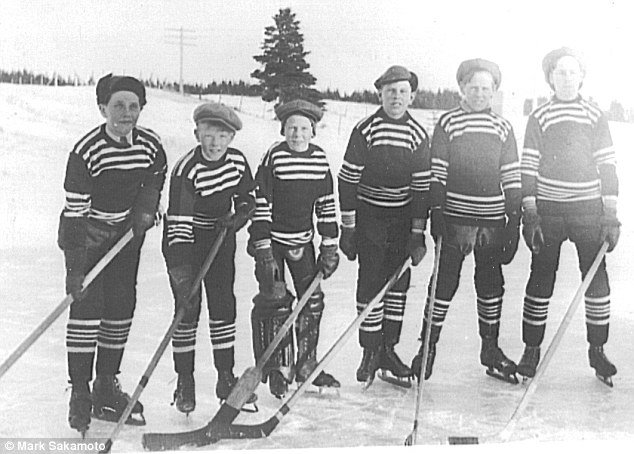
295,309,340,389
588,344,617,387
172,373,195,415
516,345,541,379
480,335,518,384
68,381,92,436
216,370,258,408
356,347,380,385
92,374,145,425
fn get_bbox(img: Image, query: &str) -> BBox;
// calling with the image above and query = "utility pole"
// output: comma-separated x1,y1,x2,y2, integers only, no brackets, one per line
165,27,196,95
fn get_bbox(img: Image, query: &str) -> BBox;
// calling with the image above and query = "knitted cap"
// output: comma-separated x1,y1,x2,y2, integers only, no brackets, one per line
456,58,502,88
96,74,146,107
542,47,586,84
193,102,242,131
374,65,418,91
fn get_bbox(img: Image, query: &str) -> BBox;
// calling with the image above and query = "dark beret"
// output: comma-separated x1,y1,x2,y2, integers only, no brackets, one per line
456,58,502,88
542,47,586,83
275,99,324,124
192,102,242,131
96,74,146,107
374,65,418,91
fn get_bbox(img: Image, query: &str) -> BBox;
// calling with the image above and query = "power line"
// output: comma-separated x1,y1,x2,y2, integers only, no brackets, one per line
164,27,197,95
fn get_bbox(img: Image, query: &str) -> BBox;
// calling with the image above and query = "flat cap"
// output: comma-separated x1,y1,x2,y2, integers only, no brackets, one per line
374,65,418,91
193,102,242,131
96,73,146,107
456,59,502,88
542,47,586,83
275,99,324,124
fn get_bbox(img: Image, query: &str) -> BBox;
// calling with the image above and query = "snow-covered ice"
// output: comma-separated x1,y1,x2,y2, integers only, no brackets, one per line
1,83,633,453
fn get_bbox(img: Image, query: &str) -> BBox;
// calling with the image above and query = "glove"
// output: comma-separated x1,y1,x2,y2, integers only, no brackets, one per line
430,208,446,241
254,247,281,291
169,265,195,310
339,227,357,261
406,231,426,266
599,208,621,252
64,248,87,301
132,186,160,237
216,202,255,233
317,244,340,279
522,207,544,255
500,213,520,264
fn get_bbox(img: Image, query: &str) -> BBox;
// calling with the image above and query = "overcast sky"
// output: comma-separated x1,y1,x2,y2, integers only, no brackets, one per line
1,0,632,107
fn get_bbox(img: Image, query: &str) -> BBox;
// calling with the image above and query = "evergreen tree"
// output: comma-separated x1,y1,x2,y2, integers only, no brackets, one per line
251,7,322,106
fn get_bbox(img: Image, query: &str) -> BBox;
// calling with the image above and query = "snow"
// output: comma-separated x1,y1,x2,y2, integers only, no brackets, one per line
1,83,634,454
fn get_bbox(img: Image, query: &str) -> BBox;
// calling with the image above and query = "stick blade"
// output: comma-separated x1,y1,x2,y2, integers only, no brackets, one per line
448,436,479,445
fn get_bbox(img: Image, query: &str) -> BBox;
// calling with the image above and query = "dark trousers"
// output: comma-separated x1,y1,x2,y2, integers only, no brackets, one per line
522,214,610,347
66,221,143,383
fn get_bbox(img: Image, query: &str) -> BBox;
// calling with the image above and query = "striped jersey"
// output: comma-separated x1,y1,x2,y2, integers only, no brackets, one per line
521,96,618,215
248,141,338,249
163,145,255,268
431,105,521,226
338,108,431,225
62,124,167,226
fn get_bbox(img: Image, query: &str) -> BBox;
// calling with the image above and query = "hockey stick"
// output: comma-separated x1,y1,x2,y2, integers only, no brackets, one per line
405,236,442,446
101,228,228,453
448,241,609,445
0,229,134,381
142,257,412,451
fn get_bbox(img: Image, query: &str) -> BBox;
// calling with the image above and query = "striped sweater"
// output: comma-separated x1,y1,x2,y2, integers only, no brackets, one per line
61,123,166,228
248,141,338,249
431,106,521,226
338,108,431,226
163,146,255,268
521,96,618,215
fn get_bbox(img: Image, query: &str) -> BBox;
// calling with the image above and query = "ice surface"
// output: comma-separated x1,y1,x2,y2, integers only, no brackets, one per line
1,84,633,453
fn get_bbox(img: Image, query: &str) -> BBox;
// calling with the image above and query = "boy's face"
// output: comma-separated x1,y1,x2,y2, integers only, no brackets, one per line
284,114,313,152
379,80,414,119
549,56,583,101
460,71,495,112
195,122,235,156
99,91,141,137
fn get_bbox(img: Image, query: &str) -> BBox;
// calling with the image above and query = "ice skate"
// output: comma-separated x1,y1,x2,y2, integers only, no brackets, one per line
68,382,92,437
411,342,436,382
296,358,341,394
217,370,258,411
92,375,146,426
516,345,540,380
172,373,195,415
588,345,617,387
378,344,412,388
480,336,518,384
356,347,380,389
268,369,291,399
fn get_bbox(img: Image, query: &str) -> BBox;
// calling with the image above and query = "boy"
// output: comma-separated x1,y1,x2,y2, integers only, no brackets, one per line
410,59,521,383
248,99,340,398
517,47,620,386
338,65,430,387
59,74,166,434
162,102,256,414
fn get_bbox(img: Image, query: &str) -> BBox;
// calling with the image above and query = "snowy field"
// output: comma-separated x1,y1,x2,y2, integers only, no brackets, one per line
1,83,634,454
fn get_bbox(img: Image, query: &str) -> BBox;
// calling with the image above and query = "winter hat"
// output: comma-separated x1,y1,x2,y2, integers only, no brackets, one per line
374,65,418,91
542,47,586,86
275,99,323,135
456,58,502,89
193,102,242,131
96,73,146,107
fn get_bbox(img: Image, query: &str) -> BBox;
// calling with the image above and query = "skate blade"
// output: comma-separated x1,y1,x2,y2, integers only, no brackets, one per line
378,370,412,388
361,375,376,391
92,408,146,426
595,373,614,388
485,368,519,385
219,398,259,413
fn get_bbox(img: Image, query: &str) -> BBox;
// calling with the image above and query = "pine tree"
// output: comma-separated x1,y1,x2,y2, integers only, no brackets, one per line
251,7,322,106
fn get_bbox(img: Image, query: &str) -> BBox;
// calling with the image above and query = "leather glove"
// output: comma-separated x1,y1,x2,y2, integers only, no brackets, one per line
64,248,87,301
317,243,340,279
500,213,521,264
216,202,255,233
430,208,446,241
599,208,621,252
522,207,544,255
254,247,282,290
339,227,357,261
132,186,160,237
406,232,426,266
169,264,195,310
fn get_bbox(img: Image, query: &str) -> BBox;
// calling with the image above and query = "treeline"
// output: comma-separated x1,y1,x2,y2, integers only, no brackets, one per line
1,68,461,110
